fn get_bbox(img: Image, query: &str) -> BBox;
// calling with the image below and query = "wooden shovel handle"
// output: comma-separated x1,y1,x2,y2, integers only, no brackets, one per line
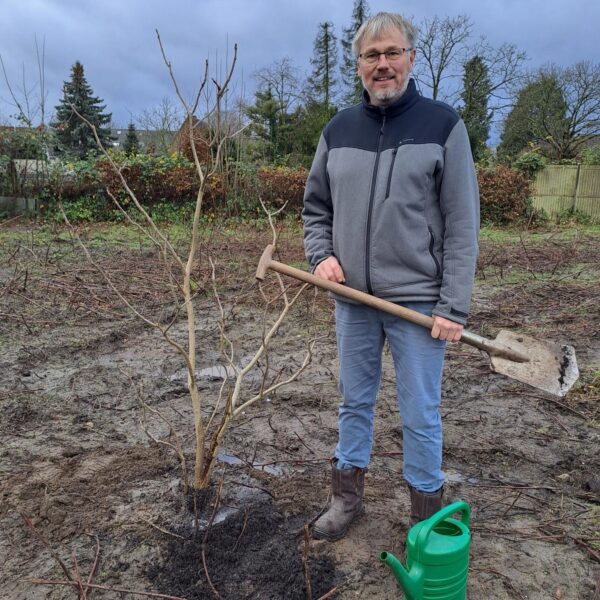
255,245,529,363
256,245,433,330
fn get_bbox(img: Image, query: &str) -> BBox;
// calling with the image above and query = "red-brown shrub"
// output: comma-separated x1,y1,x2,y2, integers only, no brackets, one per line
257,165,308,212
96,154,199,205
477,166,532,225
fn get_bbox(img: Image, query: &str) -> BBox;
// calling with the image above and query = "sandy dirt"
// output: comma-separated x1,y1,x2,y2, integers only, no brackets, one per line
0,222,599,599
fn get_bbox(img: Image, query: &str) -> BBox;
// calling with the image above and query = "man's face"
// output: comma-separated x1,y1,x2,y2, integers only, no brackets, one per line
357,27,415,106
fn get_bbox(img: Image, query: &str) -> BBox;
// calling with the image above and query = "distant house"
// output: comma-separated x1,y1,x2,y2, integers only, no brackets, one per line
170,116,211,162
0,125,53,197
110,128,176,154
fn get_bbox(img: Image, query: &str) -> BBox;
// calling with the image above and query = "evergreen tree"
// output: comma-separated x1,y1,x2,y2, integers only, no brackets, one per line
290,100,332,161
308,22,338,112
498,74,567,160
52,61,112,157
123,122,140,155
458,56,492,162
340,0,370,106
246,87,285,161
247,57,304,161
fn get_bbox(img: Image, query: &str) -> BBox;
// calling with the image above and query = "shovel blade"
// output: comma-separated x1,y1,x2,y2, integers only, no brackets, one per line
490,330,579,398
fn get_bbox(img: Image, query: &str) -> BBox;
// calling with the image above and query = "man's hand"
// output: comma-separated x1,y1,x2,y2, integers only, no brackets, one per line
431,315,463,342
314,256,346,283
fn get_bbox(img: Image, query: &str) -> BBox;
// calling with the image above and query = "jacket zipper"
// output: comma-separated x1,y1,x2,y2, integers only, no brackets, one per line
428,226,442,278
385,138,413,200
365,115,386,294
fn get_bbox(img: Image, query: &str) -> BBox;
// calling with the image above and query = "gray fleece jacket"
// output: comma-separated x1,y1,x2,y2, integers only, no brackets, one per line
302,79,480,325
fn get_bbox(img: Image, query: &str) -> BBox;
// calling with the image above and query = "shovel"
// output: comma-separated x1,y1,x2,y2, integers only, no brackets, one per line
256,245,579,398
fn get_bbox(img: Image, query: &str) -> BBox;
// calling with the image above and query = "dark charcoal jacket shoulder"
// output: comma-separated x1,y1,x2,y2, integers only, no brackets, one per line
302,79,480,324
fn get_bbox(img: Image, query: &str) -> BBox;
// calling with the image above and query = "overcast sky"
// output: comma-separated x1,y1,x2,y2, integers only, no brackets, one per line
1,0,599,128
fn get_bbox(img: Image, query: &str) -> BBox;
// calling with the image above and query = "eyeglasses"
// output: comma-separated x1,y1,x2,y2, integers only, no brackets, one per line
359,48,413,64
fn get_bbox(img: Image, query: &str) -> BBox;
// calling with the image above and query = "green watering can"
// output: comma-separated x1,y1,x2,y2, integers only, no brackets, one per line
380,501,471,600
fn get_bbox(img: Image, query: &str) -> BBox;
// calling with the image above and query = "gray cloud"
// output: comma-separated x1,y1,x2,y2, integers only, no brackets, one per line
1,0,598,126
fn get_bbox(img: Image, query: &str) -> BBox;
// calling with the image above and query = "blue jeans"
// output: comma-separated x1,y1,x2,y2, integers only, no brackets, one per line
334,300,446,493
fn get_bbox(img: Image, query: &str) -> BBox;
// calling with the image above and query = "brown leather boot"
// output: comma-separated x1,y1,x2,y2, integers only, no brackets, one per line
409,485,444,527
312,460,365,541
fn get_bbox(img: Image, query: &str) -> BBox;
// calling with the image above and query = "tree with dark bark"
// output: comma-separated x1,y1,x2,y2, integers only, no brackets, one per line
501,62,600,160
414,15,473,101
254,57,302,118
414,15,527,111
459,55,492,162
498,72,567,160
52,61,112,157
340,0,371,106
541,61,600,159
308,21,338,113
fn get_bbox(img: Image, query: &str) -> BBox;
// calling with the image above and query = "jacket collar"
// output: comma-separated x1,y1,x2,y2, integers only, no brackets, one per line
362,78,420,119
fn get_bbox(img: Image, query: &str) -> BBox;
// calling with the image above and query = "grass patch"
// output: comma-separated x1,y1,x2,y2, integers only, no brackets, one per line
478,264,600,286
480,224,600,244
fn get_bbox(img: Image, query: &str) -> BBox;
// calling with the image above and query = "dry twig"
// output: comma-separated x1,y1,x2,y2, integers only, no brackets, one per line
27,580,187,600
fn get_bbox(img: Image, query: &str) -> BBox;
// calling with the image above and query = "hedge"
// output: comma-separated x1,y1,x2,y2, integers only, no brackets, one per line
37,154,535,226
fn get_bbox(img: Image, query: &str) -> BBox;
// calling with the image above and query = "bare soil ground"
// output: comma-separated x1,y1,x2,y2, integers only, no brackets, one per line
1,221,599,600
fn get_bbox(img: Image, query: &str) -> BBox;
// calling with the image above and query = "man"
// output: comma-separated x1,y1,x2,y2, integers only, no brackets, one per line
302,12,479,541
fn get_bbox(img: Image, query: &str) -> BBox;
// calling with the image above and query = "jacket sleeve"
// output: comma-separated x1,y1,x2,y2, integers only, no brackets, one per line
432,119,480,325
302,134,334,270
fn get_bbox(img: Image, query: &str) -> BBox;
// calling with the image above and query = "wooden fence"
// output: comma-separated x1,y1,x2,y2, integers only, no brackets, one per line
532,165,600,219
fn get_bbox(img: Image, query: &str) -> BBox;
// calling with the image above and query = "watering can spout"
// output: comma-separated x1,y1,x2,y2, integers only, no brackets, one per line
380,551,422,600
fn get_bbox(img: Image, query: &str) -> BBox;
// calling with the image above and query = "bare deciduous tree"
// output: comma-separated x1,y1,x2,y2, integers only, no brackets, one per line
136,96,183,154
414,15,474,102
0,36,48,128
254,57,303,117
481,42,528,109
499,62,600,160
545,61,600,158
0,37,52,197
414,15,527,112
62,33,315,491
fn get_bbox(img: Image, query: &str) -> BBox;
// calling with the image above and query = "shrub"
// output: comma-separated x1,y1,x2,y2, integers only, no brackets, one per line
0,155,11,193
513,150,547,178
55,158,104,200
554,208,597,226
148,201,196,223
581,145,600,165
45,195,107,223
474,146,495,170
257,165,308,212
477,166,533,226
36,156,310,222
96,152,199,206
0,127,45,160
38,158,105,217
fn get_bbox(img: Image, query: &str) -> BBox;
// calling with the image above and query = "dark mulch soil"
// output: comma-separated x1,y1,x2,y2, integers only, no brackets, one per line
149,496,338,599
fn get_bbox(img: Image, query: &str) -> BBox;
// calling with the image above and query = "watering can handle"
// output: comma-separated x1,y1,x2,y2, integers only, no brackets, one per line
416,501,471,551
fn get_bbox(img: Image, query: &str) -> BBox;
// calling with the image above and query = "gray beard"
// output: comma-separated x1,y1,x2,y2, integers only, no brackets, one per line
371,88,404,104
366,78,410,106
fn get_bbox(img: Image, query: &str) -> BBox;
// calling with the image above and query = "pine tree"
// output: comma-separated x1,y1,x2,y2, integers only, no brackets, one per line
246,87,283,161
123,122,140,155
308,22,338,112
458,56,492,163
340,0,370,106
52,61,113,157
